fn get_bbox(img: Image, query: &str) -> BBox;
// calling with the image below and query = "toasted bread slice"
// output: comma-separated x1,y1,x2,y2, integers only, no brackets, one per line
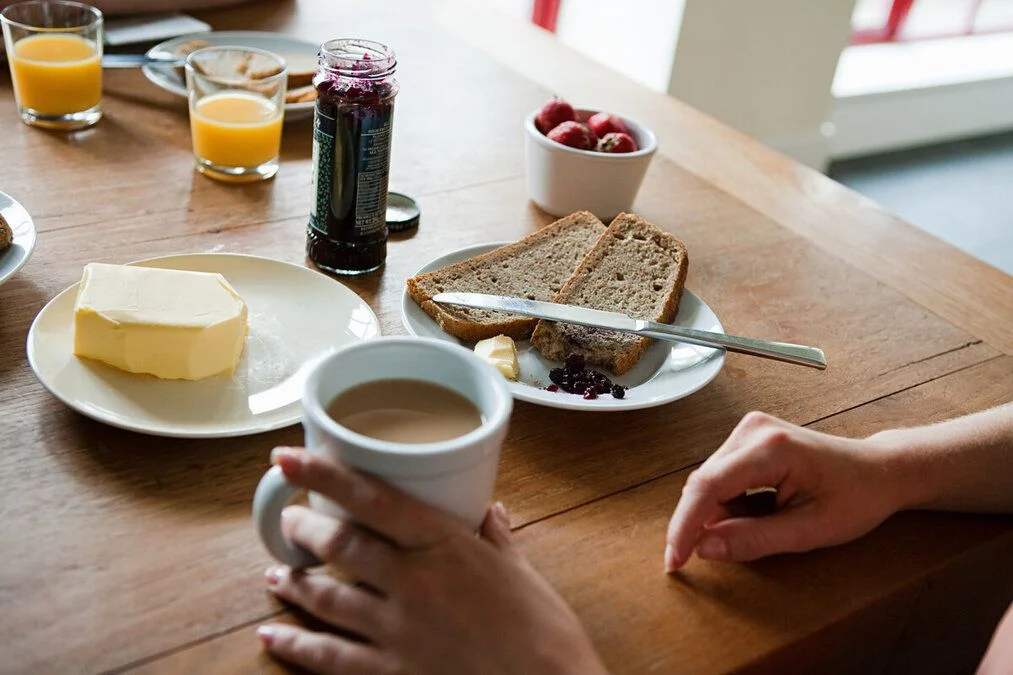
282,52,318,88
171,38,210,79
284,85,317,104
0,214,11,252
530,213,689,375
407,211,606,342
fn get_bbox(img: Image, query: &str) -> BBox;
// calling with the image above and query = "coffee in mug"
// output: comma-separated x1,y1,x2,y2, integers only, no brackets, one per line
252,337,513,569
325,379,482,444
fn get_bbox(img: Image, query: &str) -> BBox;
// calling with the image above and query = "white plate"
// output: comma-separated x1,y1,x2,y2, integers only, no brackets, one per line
142,31,319,121
27,253,380,437
0,192,37,287
401,243,725,411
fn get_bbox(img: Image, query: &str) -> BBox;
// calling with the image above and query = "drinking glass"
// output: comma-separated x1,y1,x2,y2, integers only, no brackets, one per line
185,46,287,182
1,0,103,130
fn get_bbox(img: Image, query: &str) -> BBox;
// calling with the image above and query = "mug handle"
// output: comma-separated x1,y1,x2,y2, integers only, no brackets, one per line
252,466,323,569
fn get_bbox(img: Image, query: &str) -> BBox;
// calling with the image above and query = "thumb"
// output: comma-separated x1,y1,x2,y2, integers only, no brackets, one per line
695,508,819,562
479,501,514,550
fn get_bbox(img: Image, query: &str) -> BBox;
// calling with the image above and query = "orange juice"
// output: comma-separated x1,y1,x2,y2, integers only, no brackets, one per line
190,91,284,168
10,34,101,115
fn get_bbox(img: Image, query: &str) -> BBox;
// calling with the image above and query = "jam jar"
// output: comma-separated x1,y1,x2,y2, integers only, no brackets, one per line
307,39,399,275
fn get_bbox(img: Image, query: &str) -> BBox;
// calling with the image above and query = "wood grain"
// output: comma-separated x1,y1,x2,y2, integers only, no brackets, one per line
0,0,1010,673
124,357,1013,675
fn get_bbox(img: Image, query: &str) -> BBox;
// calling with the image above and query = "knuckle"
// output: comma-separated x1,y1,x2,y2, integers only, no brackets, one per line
313,581,346,617
685,468,716,495
354,481,394,518
303,640,335,670
320,520,357,562
756,426,792,451
740,410,772,429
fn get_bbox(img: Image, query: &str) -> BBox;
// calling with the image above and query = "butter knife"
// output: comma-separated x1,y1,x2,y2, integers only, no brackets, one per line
432,292,827,370
101,53,184,68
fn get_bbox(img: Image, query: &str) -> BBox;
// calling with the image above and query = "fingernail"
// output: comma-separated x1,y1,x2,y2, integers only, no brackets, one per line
697,536,729,560
264,565,285,586
664,543,679,573
270,447,302,465
257,625,275,647
493,501,510,525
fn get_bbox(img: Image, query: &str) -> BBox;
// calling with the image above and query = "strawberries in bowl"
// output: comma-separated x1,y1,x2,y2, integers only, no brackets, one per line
524,97,658,220
587,111,631,139
534,97,639,154
547,121,598,151
535,98,575,134
597,132,637,154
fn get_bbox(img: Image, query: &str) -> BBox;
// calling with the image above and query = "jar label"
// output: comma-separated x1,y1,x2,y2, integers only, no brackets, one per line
353,115,392,237
309,105,336,236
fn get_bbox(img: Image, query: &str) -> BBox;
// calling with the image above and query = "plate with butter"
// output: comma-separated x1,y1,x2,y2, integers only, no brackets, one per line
27,253,380,438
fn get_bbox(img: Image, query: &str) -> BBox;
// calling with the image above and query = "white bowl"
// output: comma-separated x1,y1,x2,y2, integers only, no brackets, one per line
524,107,658,221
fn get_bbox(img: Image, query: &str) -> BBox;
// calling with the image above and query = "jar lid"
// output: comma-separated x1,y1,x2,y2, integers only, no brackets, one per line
386,192,419,232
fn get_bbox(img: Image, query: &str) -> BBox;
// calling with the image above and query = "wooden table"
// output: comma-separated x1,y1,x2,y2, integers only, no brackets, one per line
2,1,1012,672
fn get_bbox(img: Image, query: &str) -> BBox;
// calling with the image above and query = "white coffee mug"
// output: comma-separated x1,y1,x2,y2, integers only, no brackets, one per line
252,336,513,568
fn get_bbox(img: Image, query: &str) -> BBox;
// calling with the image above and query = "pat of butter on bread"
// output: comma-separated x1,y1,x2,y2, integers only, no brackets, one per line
73,263,248,380
474,335,519,380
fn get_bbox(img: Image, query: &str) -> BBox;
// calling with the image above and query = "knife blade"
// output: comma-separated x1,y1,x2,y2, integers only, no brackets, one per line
101,53,184,69
432,292,826,370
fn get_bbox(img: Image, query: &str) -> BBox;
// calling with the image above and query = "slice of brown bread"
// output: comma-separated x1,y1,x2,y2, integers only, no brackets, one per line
406,211,606,342
0,214,12,252
530,213,689,375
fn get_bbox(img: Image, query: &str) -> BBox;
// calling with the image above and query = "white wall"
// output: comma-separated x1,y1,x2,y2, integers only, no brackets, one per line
487,0,532,20
666,0,857,169
554,0,687,93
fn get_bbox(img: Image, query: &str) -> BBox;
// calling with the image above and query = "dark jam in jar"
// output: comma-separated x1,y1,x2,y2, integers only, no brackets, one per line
307,39,399,275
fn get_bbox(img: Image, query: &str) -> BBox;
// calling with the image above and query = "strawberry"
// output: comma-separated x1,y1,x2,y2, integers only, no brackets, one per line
547,121,598,151
597,132,638,153
587,112,631,138
535,97,575,134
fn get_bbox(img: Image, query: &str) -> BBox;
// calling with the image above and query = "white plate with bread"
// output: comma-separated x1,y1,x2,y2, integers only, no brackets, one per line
0,191,36,288
142,31,319,121
401,212,725,411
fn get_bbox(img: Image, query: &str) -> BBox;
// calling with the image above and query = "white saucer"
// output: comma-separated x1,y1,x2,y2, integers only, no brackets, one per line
142,31,319,122
27,254,380,437
401,243,725,411
0,192,37,287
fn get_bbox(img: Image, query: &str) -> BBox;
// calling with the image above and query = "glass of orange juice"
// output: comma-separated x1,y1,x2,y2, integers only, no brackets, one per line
1,1,103,130
185,46,287,182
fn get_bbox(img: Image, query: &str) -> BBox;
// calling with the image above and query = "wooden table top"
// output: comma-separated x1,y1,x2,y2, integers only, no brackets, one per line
2,1,1013,673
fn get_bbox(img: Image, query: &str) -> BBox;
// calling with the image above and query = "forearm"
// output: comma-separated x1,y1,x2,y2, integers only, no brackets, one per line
873,403,1013,514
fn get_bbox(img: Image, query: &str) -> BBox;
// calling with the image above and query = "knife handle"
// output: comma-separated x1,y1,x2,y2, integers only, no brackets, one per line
639,322,827,370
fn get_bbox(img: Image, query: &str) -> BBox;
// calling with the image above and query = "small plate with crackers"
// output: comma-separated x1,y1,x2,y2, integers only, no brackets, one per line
401,212,726,411
0,191,37,288
142,31,319,121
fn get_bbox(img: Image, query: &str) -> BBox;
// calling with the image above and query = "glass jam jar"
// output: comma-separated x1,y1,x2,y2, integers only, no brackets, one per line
307,39,399,275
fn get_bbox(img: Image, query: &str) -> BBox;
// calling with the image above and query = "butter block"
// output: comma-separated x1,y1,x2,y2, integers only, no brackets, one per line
474,334,519,380
73,263,248,380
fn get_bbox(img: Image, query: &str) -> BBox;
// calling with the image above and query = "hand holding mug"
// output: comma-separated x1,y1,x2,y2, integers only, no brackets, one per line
257,449,608,675
253,336,513,569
